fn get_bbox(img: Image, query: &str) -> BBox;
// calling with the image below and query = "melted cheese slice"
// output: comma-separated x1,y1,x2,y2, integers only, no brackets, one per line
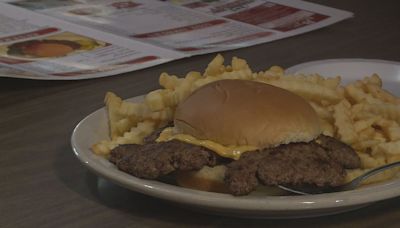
156,127,258,160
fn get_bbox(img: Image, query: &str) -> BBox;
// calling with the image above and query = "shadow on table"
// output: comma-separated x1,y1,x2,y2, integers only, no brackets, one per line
54,145,400,227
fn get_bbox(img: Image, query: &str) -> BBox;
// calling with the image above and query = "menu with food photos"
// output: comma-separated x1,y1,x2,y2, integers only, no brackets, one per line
0,0,352,80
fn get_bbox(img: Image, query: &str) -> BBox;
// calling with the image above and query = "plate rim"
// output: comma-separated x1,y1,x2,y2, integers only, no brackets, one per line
71,111,400,213
285,58,400,75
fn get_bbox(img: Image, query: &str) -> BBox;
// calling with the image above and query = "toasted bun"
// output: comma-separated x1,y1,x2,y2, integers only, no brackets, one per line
176,165,288,195
174,79,321,148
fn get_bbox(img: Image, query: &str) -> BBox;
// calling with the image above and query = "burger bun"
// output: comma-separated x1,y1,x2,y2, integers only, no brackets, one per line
174,79,321,149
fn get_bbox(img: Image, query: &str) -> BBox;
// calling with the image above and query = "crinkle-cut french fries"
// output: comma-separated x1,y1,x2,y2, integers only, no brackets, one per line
376,141,400,156
365,84,400,105
319,119,335,137
345,84,385,105
358,152,387,169
92,121,156,156
232,56,250,71
92,54,400,185
159,72,182,90
145,89,173,112
346,168,397,185
333,100,358,145
174,71,202,102
105,92,151,139
259,79,343,104
104,92,124,139
375,119,400,141
204,54,225,77
362,103,400,123
353,117,379,133
362,73,382,87
308,101,333,122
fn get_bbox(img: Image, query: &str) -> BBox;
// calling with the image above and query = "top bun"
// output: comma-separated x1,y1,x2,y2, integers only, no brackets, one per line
174,79,321,149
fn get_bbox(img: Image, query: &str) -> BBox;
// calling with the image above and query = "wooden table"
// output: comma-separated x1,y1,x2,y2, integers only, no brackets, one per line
1,0,400,227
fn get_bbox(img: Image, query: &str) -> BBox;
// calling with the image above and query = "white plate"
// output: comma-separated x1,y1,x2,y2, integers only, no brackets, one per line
286,58,400,93
72,59,400,218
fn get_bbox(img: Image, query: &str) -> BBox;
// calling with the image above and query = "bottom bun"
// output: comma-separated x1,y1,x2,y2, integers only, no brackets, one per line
175,165,228,193
176,165,291,196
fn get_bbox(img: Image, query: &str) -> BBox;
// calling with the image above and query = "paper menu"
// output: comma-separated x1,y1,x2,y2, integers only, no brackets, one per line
0,0,352,80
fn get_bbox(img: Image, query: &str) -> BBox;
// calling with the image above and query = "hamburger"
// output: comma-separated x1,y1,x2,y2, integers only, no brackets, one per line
109,79,361,195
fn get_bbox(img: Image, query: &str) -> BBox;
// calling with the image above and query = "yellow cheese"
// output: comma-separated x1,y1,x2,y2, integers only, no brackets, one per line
156,127,258,160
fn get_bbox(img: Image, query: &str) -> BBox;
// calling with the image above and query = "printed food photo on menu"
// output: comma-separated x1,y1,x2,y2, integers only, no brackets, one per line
0,31,106,60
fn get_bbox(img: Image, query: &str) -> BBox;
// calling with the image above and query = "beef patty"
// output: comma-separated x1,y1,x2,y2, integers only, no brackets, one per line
224,136,361,195
110,140,219,179
109,128,360,195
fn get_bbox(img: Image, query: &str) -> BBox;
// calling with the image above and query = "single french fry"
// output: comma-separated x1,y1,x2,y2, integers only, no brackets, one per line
354,117,379,133
231,56,250,71
104,92,124,139
376,141,400,155
309,101,333,121
204,54,225,77
259,79,342,104
333,100,358,144
319,119,335,137
159,72,182,90
358,153,386,169
363,103,400,123
365,84,400,105
362,73,382,87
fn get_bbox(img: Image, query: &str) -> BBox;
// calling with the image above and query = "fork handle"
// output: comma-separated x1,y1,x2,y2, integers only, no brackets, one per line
350,161,400,187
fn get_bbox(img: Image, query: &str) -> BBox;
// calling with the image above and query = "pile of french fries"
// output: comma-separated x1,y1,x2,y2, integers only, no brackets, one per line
92,54,400,184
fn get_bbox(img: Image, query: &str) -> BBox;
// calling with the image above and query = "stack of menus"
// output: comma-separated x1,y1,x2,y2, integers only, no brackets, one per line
0,0,352,80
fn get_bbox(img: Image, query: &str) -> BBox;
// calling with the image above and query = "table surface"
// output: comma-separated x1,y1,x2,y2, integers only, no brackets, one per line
2,0,400,227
